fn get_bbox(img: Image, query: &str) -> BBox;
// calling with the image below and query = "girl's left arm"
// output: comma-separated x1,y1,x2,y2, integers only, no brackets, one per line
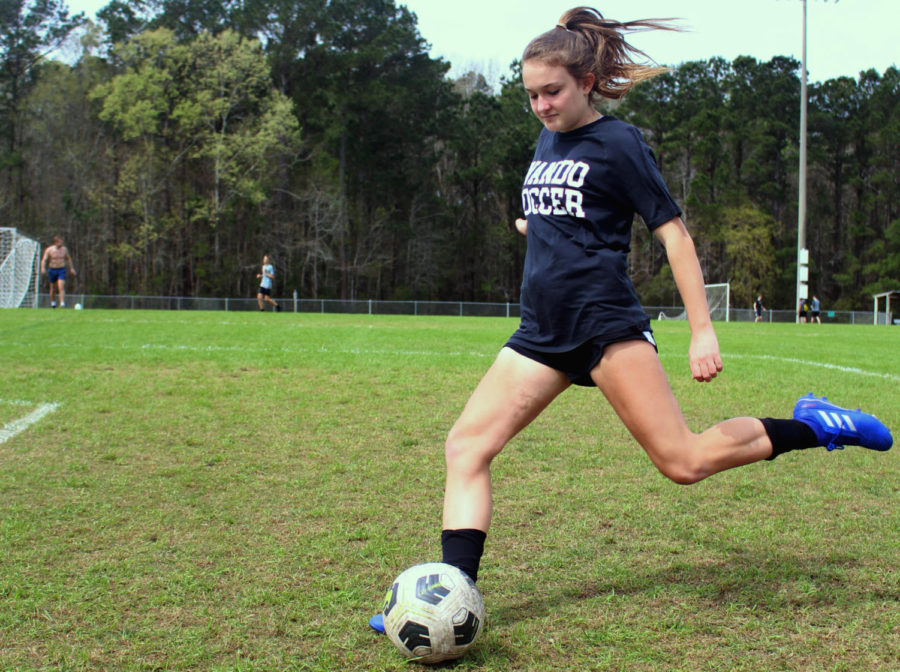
515,218,527,236
653,217,723,383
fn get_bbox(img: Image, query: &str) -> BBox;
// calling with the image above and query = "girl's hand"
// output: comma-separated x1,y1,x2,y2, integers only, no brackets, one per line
515,218,527,236
689,325,723,382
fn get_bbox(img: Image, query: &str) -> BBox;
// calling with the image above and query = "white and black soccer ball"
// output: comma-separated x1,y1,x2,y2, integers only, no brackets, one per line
382,562,485,664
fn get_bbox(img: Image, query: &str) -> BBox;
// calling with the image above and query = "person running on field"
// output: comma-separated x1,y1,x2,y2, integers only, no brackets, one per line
371,5,892,632
256,255,280,312
40,235,76,308
754,294,765,323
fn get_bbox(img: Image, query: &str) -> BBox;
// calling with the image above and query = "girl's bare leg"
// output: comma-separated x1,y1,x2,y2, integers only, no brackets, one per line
442,347,569,531
591,340,773,484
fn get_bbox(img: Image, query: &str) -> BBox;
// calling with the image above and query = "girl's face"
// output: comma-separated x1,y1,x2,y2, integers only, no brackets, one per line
522,60,597,133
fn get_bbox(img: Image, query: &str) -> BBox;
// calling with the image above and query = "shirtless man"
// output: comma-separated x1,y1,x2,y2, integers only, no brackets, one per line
40,236,76,308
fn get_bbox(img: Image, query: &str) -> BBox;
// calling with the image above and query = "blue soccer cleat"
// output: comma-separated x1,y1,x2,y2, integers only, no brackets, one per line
368,613,385,634
793,393,893,452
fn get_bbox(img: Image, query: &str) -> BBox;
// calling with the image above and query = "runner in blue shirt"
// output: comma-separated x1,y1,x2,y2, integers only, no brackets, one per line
256,255,280,312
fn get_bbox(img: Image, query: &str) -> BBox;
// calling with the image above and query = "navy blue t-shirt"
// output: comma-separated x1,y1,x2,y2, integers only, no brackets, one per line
509,116,681,352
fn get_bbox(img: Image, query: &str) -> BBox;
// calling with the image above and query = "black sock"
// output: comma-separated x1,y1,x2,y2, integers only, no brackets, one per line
760,418,820,460
441,529,486,583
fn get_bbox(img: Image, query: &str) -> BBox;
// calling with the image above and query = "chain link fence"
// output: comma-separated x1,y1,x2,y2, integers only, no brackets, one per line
33,292,893,324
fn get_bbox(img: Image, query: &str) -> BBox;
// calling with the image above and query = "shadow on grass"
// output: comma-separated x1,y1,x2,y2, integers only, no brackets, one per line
487,543,896,629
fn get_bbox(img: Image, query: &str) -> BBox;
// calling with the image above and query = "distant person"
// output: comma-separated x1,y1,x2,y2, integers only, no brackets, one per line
798,298,808,324
810,295,821,324
256,255,280,311
40,235,76,308
754,295,765,323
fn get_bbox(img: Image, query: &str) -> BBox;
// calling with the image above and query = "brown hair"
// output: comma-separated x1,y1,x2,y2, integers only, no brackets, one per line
522,6,680,101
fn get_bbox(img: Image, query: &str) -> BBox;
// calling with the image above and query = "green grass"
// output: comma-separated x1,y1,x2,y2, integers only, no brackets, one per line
0,310,897,671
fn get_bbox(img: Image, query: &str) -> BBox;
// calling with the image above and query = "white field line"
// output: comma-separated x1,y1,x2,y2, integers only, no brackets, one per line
136,342,496,359
136,345,900,381
0,401,60,445
718,353,900,383
1,338,897,382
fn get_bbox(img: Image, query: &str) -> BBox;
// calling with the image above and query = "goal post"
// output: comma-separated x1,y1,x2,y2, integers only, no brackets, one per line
872,290,899,325
705,282,730,322
0,228,41,308
657,282,730,322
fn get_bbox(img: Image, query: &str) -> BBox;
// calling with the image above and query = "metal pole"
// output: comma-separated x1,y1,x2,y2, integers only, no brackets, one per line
34,240,41,308
795,0,808,323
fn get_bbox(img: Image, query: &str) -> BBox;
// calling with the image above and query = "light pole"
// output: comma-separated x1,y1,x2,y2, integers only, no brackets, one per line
793,0,838,322
796,0,808,323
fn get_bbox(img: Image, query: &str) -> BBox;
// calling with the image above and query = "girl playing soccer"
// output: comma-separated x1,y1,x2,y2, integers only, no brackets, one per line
372,4,891,632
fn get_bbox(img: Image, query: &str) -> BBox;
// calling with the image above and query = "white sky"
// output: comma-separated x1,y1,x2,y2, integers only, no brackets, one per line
63,0,898,85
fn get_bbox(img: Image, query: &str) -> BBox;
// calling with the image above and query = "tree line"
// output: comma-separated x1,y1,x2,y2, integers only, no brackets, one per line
2,0,897,309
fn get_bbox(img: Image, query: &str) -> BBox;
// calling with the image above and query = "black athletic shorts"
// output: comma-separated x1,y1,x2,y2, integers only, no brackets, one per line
258,286,271,296
505,327,658,387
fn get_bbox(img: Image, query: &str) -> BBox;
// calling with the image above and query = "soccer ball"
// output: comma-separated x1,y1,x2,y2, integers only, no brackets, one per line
382,562,485,664
74,303,83,310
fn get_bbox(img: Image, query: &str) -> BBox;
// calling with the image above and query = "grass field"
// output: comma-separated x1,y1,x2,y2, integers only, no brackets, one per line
1,309,897,672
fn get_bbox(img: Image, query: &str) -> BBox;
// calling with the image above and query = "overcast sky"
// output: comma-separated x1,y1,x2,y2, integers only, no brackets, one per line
64,0,898,85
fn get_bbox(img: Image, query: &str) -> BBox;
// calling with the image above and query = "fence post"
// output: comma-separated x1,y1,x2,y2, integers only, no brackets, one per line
293,290,298,313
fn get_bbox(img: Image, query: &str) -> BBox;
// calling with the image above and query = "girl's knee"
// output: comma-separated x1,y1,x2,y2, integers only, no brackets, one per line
643,439,709,484
445,430,500,473
657,461,706,485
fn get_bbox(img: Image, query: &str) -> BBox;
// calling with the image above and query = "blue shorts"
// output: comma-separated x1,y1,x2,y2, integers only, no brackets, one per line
48,268,66,283
505,328,658,387
257,286,271,296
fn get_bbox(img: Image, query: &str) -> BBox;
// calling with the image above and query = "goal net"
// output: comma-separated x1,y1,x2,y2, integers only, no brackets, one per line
657,282,730,322
0,228,40,308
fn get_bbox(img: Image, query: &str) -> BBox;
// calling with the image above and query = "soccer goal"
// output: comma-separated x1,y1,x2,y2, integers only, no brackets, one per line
657,282,730,322
0,228,41,308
